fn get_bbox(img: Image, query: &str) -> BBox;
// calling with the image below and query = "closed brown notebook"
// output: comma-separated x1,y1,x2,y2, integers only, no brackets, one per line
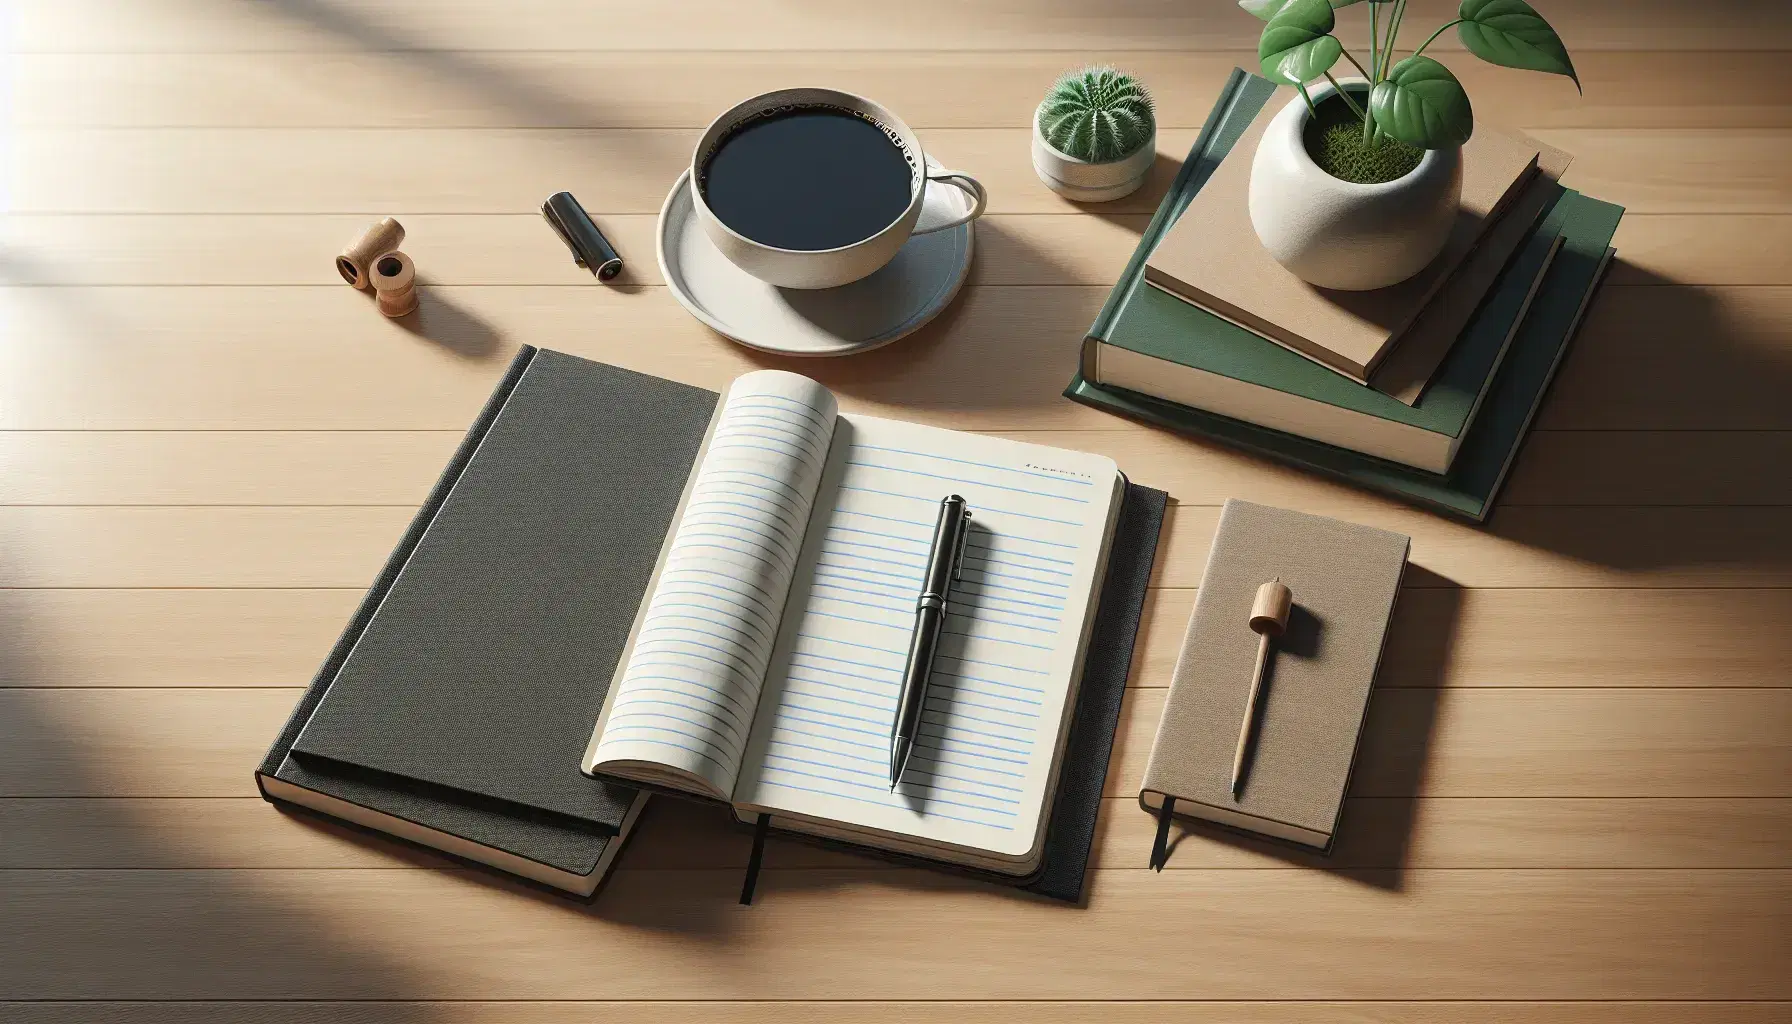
1369,140,1574,404
1144,88,1540,383
1139,500,1409,853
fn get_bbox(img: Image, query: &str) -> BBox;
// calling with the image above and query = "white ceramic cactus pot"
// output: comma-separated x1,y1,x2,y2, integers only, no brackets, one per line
1247,78,1462,291
1031,102,1157,203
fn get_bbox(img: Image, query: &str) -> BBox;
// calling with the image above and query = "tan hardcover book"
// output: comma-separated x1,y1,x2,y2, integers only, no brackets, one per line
1370,139,1574,404
1139,500,1409,853
1144,87,1540,383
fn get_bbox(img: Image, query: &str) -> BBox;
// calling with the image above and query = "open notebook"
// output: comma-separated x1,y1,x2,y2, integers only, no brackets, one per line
582,370,1126,875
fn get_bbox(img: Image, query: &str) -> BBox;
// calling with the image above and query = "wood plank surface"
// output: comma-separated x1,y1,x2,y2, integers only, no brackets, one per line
10,127,1790,215
2,868,1785,1000
7,586,1789,690
7,687,1789,800
15,0,1791,52
3,504,1792,589
2,428,1789,507
7,212,1789,286
15,52,1783,131
2,285,1789,432
4,0,1788,1014
7,795,1791,871
5,1004,1789,1024
16,1,1791,52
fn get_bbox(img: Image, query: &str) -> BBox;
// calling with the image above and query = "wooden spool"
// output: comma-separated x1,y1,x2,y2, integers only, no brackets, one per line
337,217,406,290
370,250,419,318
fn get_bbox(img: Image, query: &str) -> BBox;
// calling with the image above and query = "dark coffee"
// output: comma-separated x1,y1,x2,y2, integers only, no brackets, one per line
699,105,916,252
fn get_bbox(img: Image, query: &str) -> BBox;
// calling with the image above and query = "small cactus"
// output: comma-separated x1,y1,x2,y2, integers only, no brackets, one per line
1038,66,1156,163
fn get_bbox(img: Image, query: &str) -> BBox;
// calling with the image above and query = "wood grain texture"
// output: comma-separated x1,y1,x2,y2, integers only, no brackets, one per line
3,504,1792,589
6,687,1788,800
2,285,1789,432
5,1005,1790,1024
7,796,1791,871
7,213,1788,286
14,0,1791,52
10,128,1789,215
3,0,1788,1012
7,586,1788,691
2,868,1785,1000
15,52,1784,130
2,429,1788,507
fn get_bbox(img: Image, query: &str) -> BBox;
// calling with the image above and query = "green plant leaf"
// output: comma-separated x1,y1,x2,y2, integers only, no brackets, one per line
1457,0,1579,89
1239,0,1363,19
1369,55,1474,149
1257,0,1342,85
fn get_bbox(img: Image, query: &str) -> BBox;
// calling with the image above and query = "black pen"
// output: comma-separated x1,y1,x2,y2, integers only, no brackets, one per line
891,494,972,789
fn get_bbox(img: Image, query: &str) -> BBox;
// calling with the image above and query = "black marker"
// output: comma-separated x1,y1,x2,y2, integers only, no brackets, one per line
542,191,623,281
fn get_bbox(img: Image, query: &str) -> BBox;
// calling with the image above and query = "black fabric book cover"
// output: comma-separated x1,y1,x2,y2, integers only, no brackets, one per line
286,349,716,826
258,346,713,885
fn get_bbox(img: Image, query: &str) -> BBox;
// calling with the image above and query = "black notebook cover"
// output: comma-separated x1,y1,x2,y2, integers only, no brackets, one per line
285,349,717,827
258,346,655,887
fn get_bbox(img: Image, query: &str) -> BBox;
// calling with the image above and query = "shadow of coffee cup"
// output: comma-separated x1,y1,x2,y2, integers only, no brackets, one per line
690,87,987,290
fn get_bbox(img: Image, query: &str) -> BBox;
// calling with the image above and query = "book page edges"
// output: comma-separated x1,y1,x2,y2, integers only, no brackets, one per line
1094,341,1454,472
580,393,734,798
264,775,646,896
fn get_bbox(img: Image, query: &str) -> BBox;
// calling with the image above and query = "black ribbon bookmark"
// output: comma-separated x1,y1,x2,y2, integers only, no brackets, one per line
738,813,772,905
1149,796,1176,871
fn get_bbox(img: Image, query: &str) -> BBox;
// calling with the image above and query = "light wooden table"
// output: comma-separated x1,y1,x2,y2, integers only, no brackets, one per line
3,2,1789,1021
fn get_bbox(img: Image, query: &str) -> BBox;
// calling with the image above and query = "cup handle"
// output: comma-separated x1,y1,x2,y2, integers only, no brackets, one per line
912,170,988,235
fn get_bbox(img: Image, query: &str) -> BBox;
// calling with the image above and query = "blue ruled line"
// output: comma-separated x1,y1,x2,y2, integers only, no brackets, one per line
728,396,830,432
836,486,1083,527
849,443,1096,487
755,780,1008,829
847,460,1090,504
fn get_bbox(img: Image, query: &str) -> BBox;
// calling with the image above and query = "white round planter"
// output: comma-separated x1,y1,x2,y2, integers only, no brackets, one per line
1247,78,1462,291
1031,102,1156,203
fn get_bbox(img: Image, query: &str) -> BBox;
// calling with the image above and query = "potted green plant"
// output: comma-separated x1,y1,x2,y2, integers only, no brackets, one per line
1032,66,1157,202
1242,0,1577,290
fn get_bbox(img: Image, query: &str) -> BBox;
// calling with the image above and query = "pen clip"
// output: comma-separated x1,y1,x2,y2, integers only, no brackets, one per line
952,509,972,583
540,197,589,268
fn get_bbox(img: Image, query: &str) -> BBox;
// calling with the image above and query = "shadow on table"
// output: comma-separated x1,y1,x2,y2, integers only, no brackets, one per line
1149,564,1460,892
0,595,454,1010
1482,259,1792,572
738,216,1088,417
1072,151,1185,232
385,278,507,362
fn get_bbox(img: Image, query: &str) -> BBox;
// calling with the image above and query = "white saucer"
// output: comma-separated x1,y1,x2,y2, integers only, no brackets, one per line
656,161,975,357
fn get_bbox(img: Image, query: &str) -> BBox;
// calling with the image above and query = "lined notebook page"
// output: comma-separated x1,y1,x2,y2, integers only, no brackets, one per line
589,371,838,797
733,416,1118,858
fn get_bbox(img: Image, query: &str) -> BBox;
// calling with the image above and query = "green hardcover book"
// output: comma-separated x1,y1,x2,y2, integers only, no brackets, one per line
1108,199,1564,474
1066,70,1624,522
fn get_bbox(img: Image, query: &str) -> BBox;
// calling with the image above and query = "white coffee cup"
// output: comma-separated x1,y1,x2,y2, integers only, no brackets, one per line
690,87,988,290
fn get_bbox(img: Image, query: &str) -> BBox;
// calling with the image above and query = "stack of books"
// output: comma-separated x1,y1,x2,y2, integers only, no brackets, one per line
1067,71,1625,522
